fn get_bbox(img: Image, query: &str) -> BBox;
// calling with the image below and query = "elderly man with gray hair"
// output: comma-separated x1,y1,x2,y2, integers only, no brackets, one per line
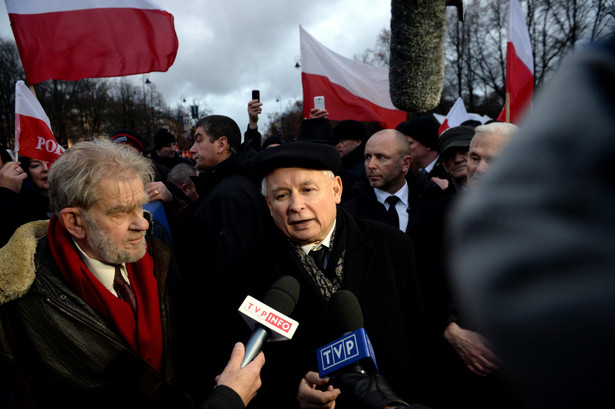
0,139,264,409
467,122,518,186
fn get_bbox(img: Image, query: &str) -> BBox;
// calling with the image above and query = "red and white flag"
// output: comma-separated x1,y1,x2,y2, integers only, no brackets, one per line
15,80,64,164
497,0,534,123
438,97,470,135
5,0,178,84
300,26,406,129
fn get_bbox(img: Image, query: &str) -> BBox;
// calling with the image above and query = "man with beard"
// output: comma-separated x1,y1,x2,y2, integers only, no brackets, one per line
0,139,264,409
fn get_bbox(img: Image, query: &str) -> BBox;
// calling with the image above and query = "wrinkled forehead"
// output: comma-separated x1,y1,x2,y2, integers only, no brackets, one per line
93,175,147,207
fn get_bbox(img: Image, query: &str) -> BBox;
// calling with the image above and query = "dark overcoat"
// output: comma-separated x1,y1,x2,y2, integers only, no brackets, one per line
212,208,433,409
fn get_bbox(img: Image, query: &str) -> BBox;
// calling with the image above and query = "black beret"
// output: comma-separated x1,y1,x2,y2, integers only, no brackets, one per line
296,118,336,145
439,125,475,156
396,115,440,151
253,141,340,179
460,119,482,128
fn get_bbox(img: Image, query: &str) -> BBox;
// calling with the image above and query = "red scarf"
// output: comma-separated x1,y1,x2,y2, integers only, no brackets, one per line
47,216,163,372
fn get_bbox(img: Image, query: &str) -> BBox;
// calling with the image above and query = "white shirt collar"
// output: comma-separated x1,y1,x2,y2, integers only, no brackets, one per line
301,220,336,255
73,240,129,297
423,156,439,173
374,181,409,207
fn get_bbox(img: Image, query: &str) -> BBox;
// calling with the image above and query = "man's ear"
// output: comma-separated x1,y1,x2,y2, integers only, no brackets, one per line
217,136,228,154
402,155,412,173
332,176,343,204
58,207,87,239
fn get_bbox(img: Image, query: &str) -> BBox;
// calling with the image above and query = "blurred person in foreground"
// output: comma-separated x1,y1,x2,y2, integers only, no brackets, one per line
448,34,615,409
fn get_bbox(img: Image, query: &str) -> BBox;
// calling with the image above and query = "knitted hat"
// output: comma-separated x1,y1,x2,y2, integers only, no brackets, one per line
296,118,336,145
154,128,176,151
111,130,145,153
396,115,440,151
333,120,367,143
439,125,474,157
253,141,340,178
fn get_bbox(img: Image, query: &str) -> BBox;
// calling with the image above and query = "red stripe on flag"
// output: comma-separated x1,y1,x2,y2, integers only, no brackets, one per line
302,73,406,129
438,119,450,136
9,7,178,84
16,114,63,164
505,42,534,123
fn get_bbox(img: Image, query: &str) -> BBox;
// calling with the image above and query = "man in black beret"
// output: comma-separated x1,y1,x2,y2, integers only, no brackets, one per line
438,125,475,191
218,141,434,409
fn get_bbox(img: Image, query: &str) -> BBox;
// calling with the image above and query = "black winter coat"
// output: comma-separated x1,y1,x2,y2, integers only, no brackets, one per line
209,209,433,409
0,220,194,409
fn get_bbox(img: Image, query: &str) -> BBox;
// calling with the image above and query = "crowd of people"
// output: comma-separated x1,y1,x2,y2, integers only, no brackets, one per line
1,31,614,409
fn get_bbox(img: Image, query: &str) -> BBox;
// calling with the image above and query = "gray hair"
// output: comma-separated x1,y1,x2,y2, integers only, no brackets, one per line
167,163,197,189
261,170,335,196
474,122,518,140
49,138,154,214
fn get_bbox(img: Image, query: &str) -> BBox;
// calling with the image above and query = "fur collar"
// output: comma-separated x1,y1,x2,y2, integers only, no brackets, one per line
0,220,49,305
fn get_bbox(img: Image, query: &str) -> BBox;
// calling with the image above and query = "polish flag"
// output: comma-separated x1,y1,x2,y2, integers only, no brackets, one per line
497,0,534,123
300,26,406,129
438,97,470,135
5,0,178,84
15,80,64,164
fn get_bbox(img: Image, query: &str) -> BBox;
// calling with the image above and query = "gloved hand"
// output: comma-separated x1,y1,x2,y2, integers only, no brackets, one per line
336,364,409,409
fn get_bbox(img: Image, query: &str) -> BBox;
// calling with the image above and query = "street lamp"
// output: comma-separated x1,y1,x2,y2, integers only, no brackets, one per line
142,75,151,140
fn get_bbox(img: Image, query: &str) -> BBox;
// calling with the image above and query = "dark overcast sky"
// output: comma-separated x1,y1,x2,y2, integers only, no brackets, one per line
1,1,392,133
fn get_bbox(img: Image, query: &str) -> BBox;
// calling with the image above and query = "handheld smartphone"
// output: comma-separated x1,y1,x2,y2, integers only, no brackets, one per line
252,90,260,102
314,96,325,110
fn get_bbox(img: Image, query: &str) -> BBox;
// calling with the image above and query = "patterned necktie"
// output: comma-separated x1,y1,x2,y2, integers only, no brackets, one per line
310,245,328,271
385,195,400,229
113,265,137,314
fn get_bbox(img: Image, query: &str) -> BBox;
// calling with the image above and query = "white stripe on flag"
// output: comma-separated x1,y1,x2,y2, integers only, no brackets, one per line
5,0,163,14
300,26,397,111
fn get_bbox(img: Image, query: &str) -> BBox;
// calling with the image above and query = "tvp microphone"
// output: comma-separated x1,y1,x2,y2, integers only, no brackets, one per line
317,290,378,378
238,276,300,367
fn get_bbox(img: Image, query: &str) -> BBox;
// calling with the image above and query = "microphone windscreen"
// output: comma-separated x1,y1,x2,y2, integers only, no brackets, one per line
262,275,300,316
389,0,447,113
328,290,364,335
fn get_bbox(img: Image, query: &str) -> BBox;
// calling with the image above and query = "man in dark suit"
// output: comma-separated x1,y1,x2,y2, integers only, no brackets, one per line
342,129,447,234
219,141,433,409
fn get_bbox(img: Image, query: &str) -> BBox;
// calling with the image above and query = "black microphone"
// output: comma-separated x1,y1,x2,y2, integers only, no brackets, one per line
320,290,411,409
317,290,377,376
240,276,300,367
